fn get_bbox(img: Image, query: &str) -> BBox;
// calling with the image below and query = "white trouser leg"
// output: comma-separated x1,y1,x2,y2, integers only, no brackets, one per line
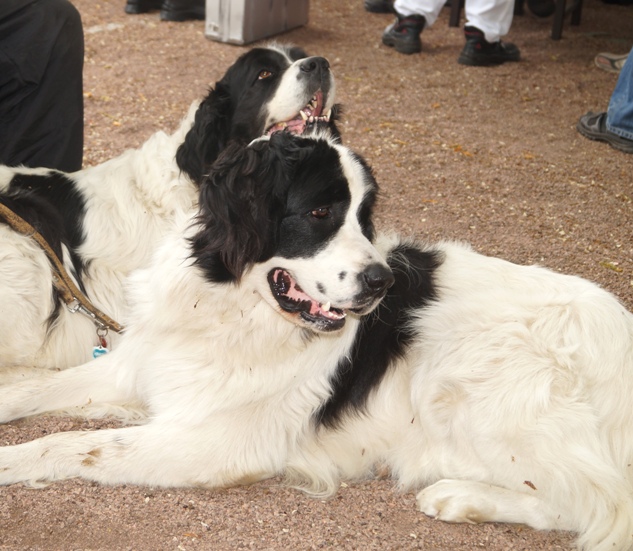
394,0,445,26
465,0,515,42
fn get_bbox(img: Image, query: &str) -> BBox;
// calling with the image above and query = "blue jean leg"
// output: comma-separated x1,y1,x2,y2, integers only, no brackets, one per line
606,46,633,141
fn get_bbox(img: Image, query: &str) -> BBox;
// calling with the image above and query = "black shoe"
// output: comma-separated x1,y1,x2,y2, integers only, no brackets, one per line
458,26,521,66
365,0,394,13
160,0,205,21
577,112,633,154
382,14,425,55
125,0,162,14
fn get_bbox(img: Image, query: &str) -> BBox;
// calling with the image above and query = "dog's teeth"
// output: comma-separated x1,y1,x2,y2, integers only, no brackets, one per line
300,110,308,121
325,109,332,121
322,302,331,312
309,116,314,123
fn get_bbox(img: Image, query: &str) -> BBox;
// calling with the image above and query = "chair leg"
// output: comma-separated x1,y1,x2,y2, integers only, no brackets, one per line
551,0,566,39
449,0,463,27
571,0,582,26
514,0,525,15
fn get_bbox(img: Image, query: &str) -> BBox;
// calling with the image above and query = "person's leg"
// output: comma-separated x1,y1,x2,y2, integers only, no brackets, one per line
383,0,443,54
606,47,633,141
394,0,444,23
458,0,520,66
0,0,84,171
577,47,633,154
464,0,514,42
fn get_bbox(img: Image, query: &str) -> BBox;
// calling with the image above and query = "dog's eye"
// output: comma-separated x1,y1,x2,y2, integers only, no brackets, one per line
258,70,273,80
310,207,331,219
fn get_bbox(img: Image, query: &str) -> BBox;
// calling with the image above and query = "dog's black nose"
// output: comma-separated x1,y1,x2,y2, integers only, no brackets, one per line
361,263,395,295
300,56,330,74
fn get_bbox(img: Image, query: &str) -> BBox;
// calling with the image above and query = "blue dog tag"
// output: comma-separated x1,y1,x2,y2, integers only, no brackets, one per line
93,346,109,359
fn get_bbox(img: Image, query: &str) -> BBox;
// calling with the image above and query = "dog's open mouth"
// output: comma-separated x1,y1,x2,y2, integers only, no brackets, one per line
268,268,346,332
266,91,332,136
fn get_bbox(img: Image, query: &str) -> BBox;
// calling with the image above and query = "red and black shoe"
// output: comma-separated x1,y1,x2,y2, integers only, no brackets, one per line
458,26,521,66
382,14,425,55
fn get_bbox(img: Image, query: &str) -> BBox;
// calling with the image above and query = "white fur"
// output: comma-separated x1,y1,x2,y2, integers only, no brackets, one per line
0,139,632,551
0,45,335,372
0,112,197,369
263,46,336,131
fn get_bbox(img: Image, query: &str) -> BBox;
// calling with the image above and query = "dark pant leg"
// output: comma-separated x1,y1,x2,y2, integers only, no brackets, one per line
0,0,84,172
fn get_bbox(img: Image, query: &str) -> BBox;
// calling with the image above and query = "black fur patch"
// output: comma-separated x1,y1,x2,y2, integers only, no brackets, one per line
176,46,341,185
191,133,370,283
275,146,352,260
349,151,377,242
315,244,443,428
3,171,87,287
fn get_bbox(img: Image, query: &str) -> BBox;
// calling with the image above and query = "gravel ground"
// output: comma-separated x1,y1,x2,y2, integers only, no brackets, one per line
1,0,632,549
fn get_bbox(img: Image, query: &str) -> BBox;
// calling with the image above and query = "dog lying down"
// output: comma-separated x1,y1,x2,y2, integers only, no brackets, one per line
0,44,338,370
1,133,632,551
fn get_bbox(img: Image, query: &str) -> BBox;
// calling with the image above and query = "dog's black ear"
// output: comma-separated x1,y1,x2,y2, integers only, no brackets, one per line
287,46,309,61
176,84,233,185
190,138,289,282
325,103,343,143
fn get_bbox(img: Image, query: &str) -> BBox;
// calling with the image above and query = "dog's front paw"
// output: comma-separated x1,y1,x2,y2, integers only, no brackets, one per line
417,479,496,524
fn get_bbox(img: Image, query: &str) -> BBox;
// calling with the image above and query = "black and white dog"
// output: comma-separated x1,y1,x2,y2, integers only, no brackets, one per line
0,44,337,370
1,133,632,551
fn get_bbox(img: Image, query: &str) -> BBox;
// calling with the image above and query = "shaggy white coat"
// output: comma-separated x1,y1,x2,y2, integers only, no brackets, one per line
0,112,197,368
0,137,632,551
0,44,337,371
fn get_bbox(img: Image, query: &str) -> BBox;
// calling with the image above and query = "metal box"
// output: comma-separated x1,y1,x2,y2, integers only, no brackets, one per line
205,0,309,45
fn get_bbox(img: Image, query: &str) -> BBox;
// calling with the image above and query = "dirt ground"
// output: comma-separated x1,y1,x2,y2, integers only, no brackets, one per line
1,0,633,549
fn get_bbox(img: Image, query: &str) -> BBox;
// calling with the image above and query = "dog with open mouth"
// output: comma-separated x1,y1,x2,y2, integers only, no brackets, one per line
1,132,633,551
0,44,339,371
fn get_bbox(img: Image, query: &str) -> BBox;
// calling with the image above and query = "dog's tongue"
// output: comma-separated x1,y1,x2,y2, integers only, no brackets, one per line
271,269,344,320
285,118,306,134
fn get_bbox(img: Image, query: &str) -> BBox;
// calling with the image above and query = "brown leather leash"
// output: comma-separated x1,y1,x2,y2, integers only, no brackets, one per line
0,201,125,335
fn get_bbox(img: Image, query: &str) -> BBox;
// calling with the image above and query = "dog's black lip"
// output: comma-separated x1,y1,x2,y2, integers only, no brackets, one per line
299,310,346,332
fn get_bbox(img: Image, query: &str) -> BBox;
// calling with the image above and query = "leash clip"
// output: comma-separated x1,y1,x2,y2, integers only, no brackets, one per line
67,299,111,356
66,298,82,314
68,298,106,328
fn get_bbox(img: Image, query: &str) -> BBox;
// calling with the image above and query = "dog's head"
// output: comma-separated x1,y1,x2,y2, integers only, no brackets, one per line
176,45,340,185
190,132,394,333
